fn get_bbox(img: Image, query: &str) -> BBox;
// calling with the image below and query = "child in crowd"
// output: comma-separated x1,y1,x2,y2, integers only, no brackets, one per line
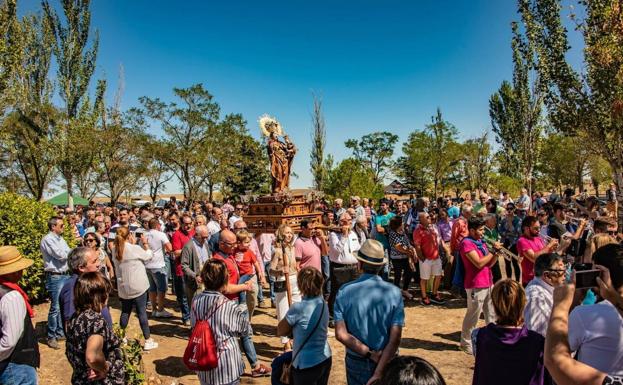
235,230,265,315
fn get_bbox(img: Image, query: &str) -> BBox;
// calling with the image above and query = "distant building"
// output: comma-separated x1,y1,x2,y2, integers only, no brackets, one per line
384,180,419,200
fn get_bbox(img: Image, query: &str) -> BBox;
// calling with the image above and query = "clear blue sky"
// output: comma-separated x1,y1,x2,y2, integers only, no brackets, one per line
19,0,584,194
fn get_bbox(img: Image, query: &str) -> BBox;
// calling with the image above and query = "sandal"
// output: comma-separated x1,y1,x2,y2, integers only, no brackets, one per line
251,363,272,378
430,294,446,305
421,297,432,306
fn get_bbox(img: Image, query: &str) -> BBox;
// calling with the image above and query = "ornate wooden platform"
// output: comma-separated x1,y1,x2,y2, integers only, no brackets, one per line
245,191,322,233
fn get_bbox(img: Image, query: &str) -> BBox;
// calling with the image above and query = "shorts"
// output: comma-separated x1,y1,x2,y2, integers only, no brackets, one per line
147,267,168,293
419,258,442,280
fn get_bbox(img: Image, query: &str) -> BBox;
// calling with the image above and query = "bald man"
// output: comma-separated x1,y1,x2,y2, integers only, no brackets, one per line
181,225,211,304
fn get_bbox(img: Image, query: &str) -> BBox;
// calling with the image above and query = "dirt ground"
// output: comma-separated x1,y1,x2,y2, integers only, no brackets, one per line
34,286,481,385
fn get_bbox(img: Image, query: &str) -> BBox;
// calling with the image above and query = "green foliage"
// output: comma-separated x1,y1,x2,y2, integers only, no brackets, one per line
113,325,145,385
324,158,384,202
310,93,327,191
459,131,493,193
345,131,398,185
0,193,75,299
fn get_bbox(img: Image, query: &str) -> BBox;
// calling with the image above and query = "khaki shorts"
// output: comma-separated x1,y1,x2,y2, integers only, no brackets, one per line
419,258,443,280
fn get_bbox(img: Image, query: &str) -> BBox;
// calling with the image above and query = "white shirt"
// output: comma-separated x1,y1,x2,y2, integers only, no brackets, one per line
229,215,242,229
0,291,26,361
112,243,153,299
328,231,360,264
207,220,221,238
40,232,70,273
569,300,623,376
524,277,554,337
145,229,170,269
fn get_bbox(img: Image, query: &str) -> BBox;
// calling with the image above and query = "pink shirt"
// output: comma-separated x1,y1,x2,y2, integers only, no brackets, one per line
517,236,545,286
459,238,493,289
294,237,322,271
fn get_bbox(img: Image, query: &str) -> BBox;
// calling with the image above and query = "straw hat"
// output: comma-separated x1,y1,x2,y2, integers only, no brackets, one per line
356,239,387,266
0,246,34,276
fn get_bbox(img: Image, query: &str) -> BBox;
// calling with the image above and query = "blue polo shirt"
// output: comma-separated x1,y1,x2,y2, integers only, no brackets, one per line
285,296,331,369
334,274,405,356
60,274,113,330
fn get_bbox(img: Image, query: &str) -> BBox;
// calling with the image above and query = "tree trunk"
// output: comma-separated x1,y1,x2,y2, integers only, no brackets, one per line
65,174,74,210
613,166,623,231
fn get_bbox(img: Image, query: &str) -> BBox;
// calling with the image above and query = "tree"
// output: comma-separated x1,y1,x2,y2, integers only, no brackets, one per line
460,131,494,194
489,21,544,197
0,13,57,200
44,0,99,209
324,158,384,202
425,108,460,197
140,136,172,203
345,131,398,185
587,156,612,197
396,130,433,196
537,133,588,193
0,0,20,104
309,93,326,191
224,130,269,199
519,0,623,226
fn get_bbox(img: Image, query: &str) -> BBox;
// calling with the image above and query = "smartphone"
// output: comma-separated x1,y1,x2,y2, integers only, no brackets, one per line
575,269,600,289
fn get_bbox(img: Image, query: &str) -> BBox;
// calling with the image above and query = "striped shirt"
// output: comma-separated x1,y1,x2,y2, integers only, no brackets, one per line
191,291,249,385
0,291,26,361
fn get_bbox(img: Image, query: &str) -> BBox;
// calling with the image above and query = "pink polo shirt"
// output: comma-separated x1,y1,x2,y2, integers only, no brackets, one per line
459,239,492,289
517,236,545,286
294,236,322,271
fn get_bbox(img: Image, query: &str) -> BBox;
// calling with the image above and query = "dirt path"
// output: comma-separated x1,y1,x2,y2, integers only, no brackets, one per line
35,289,479,385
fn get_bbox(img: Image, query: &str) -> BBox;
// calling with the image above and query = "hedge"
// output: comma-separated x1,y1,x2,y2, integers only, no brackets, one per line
0,193,77,300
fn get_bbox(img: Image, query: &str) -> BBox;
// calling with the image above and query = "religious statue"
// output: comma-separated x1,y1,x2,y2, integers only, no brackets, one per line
259,114,297,194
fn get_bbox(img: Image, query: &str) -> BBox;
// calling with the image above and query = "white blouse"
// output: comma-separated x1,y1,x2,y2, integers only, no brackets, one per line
112,243,153,299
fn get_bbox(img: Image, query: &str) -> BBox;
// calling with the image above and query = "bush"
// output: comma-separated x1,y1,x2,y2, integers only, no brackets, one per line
0,193,76,300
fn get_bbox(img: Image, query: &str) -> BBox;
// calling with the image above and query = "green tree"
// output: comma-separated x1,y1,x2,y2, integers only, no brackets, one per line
537,133,588,192
139,136,172,203
309,93,326,191
0,13,57,200
460,131,494,194
224,129,270,199
0,0,20,104
396,130,432,196
324,158,384,202
587,155,612,197
44,0,99,209
345,131,398,185
519,0,623,225
425,108,460,197
489,21,543,196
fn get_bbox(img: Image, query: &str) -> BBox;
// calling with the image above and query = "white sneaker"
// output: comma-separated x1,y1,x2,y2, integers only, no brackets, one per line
143,338,158,351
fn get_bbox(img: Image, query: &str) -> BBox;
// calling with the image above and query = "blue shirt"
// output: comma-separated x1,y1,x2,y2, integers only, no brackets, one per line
334,274,405,356
40,232,70,273
374,212,396,250
60,274,113,329
285,296,331,369
447,206,460,219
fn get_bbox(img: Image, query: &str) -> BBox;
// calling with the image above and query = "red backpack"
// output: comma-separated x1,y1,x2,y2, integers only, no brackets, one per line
183,300,226,371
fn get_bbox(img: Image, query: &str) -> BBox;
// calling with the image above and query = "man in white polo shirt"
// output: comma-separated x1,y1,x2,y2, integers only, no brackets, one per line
146,218,173,318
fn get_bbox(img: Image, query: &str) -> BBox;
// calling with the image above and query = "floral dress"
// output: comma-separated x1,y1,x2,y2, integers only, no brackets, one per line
66,309,125,385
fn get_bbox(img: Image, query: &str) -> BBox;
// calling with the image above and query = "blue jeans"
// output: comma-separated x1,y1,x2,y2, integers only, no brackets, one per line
147,267,168,293
173,274,190,322
256,273,264,302
321,255,331,296
0,363,37,385
45,273,69,339
238,274,254,306
263,261,275,302
345,354,376,385
240,310,257,368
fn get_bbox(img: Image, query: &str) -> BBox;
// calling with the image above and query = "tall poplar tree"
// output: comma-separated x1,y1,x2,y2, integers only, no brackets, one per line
309,93,326,191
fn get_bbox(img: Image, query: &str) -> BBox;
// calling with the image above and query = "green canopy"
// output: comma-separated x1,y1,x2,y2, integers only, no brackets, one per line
46,192,90,206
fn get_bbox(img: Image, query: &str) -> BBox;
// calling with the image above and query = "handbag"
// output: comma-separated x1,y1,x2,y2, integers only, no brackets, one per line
279,302,326,384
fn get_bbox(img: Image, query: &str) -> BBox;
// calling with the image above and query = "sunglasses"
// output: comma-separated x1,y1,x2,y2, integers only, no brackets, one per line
85,238,96,243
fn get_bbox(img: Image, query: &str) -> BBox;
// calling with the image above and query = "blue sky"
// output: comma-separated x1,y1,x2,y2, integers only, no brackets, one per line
19,0,584,193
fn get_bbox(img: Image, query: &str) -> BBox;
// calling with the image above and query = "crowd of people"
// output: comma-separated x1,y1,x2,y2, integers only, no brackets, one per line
0,187,622,385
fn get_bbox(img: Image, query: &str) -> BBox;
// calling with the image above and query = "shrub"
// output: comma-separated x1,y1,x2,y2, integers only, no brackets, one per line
0,193,76,300
113,325,146,385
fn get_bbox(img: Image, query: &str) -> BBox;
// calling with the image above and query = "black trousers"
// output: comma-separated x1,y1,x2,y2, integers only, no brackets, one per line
291,357,332,385
328,262,359,316
504,243,521,281
392,258,414,291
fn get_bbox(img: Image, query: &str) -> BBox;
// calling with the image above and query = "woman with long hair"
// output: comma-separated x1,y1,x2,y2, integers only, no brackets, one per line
83,232,114,280
111,227,158,350
269,224,302,350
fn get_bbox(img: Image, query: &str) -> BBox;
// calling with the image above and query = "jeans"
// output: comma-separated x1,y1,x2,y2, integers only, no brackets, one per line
45,273,70,340
173,274,190,322
321,255,330,296
238,274,254,306
345,354,376,385
240,310,257,368
120,291,150,339
263,261,275,302
147,267,168,293
0,362,37,385
256,273,264,302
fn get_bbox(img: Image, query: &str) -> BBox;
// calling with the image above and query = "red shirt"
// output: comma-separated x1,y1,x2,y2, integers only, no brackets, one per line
212,252,240,301
413,225,440,260
234,248,257,276
171,229,195,277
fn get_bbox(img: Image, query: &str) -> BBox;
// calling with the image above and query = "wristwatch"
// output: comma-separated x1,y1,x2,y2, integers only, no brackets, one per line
365,350,372,359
